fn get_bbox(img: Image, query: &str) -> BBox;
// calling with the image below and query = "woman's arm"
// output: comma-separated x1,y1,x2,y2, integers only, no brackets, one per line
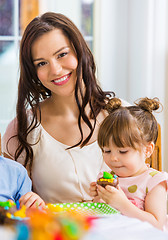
2,118,18,159
98,181,167,230
2,118,26,164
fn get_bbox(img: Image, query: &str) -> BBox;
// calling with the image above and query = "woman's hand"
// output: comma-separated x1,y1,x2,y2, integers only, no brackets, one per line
19,192,46,209
97,184,129,211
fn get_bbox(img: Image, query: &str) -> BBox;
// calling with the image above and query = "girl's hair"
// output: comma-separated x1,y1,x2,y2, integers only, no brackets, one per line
8,12,114,171
98,97,161,151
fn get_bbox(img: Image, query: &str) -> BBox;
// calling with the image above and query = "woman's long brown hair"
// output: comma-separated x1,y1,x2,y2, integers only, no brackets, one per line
8,12,114,173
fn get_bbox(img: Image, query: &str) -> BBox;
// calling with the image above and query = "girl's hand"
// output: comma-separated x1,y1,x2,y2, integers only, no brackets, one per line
89,182,98,197
97,184,129,211
19,192,46,209
89,182,103,202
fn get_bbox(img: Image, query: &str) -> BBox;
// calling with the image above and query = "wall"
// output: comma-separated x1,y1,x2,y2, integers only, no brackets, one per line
39,0,81,29
93,0,168,170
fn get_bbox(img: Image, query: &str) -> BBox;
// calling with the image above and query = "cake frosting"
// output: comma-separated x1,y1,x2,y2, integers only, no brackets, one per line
97,171,119,188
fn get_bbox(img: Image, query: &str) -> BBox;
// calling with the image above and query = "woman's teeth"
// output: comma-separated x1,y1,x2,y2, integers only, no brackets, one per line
53,73,70,83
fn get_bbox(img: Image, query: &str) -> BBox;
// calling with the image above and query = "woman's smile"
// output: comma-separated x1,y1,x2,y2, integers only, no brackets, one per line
52,72,72,86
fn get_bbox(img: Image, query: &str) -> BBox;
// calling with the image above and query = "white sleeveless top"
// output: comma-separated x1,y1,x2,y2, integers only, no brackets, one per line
2,112,110,203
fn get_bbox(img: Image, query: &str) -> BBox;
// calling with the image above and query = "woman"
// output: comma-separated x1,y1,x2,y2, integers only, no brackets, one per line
2,12,120,203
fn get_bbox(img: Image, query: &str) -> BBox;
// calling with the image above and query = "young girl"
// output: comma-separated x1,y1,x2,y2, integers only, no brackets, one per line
90,97,168,230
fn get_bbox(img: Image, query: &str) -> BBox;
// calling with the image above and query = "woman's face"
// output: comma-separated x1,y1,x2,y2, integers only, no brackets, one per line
31,29,78,97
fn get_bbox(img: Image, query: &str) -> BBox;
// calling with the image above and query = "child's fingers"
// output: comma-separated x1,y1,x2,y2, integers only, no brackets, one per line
28,197,45,209
90,190,98,197
97,184,106,193
7,199,15,204
19,192,45,208
97,184,118,193
89,182,97,189
19,192,33,206
97,185,117,199
105,185,118,193
93,196,102,202
90,182,97,186
89,182,98,197
20,193,37,208
89,185,97,191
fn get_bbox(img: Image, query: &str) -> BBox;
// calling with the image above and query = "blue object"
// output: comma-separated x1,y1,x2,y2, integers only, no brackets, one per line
0,156,32,202
16,200,20,210
4,206,9,210
15,223,30,240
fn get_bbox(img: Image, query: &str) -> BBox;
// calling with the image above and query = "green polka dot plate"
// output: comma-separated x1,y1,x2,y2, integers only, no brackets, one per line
47,202,120,216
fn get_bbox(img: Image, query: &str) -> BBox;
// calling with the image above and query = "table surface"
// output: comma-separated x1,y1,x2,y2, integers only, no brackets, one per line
0,213,168,240
83,214,168,240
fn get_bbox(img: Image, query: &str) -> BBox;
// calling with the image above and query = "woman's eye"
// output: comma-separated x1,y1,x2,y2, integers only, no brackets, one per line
37,61,47,67
58,52,68,58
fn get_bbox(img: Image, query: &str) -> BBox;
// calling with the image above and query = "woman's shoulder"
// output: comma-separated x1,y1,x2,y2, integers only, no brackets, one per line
2,109,37,139
2,117,18,155
2,109,41,157
3,109,33,131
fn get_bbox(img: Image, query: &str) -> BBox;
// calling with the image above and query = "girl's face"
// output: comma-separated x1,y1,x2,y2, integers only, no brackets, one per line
31,29,78,97
102,140,148,177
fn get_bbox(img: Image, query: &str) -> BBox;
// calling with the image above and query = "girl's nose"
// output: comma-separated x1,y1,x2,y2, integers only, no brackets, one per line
50,60,62,75
110,154,118,162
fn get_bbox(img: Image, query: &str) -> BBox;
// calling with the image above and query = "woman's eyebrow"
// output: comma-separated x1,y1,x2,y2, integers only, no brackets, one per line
33,46,69,62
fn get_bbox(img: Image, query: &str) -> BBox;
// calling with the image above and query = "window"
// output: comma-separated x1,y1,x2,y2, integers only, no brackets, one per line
81,0,94,49
0,0,20,135
0,0,94,135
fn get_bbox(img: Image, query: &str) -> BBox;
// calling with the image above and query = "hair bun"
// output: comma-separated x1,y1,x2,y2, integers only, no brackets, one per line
105,97,122,113
135,97,161,112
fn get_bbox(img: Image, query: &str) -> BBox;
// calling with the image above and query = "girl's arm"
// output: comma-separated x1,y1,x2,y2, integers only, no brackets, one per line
98,181,167,230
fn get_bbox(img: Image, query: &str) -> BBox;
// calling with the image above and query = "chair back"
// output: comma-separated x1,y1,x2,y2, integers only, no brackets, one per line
146,123,162,171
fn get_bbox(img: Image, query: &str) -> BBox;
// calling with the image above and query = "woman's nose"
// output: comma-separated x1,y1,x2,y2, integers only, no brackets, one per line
50,60,62,75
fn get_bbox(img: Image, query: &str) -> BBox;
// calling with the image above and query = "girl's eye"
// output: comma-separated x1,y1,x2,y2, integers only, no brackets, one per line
103,149,111,154
119,150,128,154
58,52,68,58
